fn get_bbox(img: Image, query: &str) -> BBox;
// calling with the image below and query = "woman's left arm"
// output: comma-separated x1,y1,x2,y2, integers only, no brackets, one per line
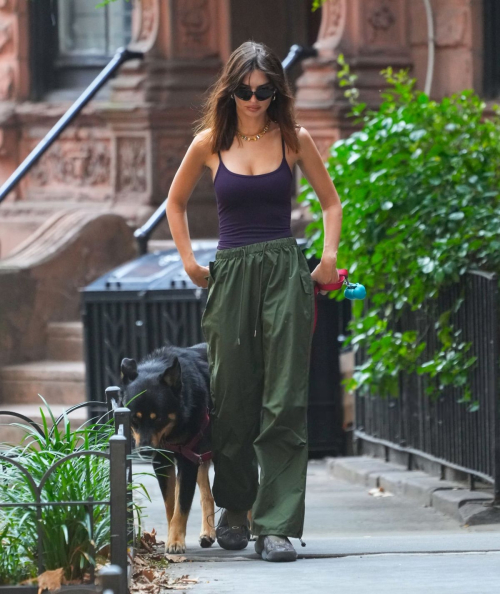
295,127,343,292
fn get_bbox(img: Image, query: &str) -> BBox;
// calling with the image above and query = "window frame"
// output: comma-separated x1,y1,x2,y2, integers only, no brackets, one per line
29,0,131,100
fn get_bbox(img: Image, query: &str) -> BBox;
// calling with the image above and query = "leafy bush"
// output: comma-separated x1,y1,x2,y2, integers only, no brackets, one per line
298,63,500,403
0,399,147,585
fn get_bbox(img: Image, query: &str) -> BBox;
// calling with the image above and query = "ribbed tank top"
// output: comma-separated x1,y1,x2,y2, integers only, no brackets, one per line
213,134,294,249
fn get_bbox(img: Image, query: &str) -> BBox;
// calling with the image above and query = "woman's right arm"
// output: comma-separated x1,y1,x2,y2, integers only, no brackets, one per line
166,131,211,288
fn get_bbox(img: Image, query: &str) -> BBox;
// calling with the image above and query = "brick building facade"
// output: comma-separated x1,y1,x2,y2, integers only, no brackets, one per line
0,0,497,414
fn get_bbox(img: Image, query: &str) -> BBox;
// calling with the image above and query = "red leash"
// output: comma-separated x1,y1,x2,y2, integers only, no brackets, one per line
313,269,348,333
162,408,212,465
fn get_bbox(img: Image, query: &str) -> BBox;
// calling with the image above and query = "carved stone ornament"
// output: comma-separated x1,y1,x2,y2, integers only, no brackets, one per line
316,0,346,51
29,140,111,188
0,64,14,100
0,21,13,53
176,0,211,50
367,0,397,44
130,0,160,52
117,137,147,193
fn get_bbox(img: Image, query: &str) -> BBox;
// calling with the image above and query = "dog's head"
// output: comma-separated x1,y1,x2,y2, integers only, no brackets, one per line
113,356,183,449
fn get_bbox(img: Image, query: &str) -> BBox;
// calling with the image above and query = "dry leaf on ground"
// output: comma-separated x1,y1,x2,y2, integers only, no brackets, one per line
131,567,197,592
37,568,65,593
165,555,188,563
368,487,394,497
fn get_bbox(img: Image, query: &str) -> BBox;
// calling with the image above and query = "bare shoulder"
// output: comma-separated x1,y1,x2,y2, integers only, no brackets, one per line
188,128,216,166
296,125,313,145
192,128,213,152
295,125,316,162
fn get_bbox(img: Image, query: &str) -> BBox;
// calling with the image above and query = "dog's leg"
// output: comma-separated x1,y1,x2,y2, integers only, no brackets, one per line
152,453,176,537
197,461,215,548
166,457,198,554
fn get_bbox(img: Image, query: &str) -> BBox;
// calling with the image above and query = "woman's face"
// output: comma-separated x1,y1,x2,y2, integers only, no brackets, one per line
233,70,274,117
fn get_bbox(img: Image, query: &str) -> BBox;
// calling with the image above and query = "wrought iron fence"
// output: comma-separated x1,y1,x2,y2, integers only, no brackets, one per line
355,270,500,503
0,403,132,593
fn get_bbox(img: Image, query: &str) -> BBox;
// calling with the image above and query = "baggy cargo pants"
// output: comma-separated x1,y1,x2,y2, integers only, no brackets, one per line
201,236,316,538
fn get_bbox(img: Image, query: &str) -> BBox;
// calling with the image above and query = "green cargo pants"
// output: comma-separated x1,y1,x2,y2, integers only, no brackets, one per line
201,236,316,538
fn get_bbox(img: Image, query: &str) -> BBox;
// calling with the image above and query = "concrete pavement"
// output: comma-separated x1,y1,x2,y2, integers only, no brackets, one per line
133,459,500,593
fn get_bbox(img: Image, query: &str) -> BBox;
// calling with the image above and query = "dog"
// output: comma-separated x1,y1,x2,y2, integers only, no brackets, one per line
113,343,215,554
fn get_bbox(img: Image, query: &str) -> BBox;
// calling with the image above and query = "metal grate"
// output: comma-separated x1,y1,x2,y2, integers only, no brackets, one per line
355,270,500,501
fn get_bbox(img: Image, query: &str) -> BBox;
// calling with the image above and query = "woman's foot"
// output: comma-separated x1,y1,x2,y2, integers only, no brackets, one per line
254,535,297,562
215,509,250,550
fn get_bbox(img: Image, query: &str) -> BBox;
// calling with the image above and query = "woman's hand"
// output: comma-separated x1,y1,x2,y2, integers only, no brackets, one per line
185,262,210,289
310,258,339,295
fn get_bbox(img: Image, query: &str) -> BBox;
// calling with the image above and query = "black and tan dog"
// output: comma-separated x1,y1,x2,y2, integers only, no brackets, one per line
113,343,215,554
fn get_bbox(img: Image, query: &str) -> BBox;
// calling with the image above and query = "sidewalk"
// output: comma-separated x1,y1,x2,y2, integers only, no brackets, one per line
133,459,500,594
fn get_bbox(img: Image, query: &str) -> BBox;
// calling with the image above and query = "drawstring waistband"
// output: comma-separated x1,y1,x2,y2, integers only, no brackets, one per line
237,242,266,345
215,237,297,347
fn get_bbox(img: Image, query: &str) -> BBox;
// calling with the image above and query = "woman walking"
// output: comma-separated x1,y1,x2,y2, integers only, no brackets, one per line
166,41,342,562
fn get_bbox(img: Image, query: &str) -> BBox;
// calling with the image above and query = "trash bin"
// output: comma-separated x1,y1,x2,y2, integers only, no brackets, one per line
81,239,344,455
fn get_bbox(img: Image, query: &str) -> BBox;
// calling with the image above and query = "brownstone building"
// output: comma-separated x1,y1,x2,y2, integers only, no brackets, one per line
0,0,498,425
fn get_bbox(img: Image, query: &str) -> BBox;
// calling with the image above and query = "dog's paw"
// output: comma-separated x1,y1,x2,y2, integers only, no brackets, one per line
166,538,186,554
199,532,215,548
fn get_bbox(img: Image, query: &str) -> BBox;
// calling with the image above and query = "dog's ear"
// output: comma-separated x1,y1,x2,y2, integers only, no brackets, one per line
121,358,138,384
160,357,182,390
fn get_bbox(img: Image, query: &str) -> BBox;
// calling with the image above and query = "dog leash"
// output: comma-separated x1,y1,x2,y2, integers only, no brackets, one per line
313,269,366,333
313,269,347,333
162,408,212,465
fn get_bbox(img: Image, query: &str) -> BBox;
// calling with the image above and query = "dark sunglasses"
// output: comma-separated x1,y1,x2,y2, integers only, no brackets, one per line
233,85,275,101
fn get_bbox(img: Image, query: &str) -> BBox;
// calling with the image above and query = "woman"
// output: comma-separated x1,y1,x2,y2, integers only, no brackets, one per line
166,41,342,562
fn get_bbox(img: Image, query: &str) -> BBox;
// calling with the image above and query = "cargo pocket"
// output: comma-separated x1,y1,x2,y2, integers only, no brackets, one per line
298,260,314,294
201,260,218,340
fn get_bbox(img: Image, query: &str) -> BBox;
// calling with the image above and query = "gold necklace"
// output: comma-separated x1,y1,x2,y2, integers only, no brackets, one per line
237,118,271,141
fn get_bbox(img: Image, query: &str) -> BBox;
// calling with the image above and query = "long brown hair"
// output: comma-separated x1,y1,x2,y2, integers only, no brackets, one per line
193,41,301,154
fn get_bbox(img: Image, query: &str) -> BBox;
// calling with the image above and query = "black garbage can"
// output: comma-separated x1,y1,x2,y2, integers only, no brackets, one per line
81,239,344,455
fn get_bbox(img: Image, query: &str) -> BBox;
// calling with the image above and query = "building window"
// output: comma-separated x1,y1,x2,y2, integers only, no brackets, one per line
30,0,132,99
57,0,132,61
484,0,500,98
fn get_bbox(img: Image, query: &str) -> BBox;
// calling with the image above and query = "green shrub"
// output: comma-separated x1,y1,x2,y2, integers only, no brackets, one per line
298,62,500,403
0,398,148,585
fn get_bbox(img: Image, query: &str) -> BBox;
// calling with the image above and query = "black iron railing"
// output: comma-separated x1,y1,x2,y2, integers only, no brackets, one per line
0,47,143,205
133,43,318,255
355,270,500,503
0,403,132,593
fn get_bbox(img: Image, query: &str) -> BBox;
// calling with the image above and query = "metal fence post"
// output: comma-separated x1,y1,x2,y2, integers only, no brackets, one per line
106,386,122,411
98,564,123,594
109,434,128,593
113,407,134,546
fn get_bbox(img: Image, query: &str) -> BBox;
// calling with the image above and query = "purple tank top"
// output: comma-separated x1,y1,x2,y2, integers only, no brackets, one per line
213,134,294,249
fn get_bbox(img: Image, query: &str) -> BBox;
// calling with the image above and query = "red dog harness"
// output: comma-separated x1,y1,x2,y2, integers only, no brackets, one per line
313,269,348,333
161,409,212,465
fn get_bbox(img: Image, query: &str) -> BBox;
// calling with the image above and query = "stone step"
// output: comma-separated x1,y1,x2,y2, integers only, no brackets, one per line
0,200,149,259
0,201,109,258
0,403,90,447
47,321,84,362
0,361,86,405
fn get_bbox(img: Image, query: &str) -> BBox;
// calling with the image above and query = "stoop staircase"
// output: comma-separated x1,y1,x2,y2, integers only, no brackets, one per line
0,321,87,445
